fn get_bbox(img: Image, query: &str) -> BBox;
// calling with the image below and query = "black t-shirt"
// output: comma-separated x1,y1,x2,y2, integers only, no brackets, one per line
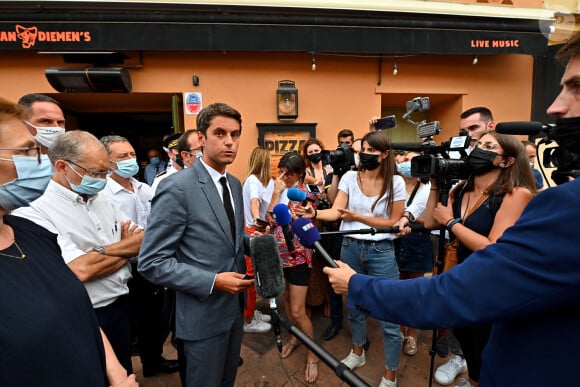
0,216,107,387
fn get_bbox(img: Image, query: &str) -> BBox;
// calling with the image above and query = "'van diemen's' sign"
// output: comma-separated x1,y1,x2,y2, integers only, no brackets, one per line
0,22,547,55
1,25,91,49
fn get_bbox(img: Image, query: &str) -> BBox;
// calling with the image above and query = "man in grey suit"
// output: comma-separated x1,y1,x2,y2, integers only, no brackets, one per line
138,102,254,387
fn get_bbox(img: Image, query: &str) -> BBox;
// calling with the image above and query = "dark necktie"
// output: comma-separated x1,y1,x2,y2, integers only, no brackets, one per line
219,176,236,240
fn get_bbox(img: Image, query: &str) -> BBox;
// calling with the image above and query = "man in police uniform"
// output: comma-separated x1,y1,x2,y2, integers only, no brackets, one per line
151,133,182,193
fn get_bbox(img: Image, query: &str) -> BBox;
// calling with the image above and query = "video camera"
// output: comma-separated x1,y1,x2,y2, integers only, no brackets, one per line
496,121,580,185
321,143,356,177
392,97,471,181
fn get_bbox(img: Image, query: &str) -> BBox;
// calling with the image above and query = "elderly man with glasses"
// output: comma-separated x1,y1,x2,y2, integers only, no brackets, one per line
13,130,143,375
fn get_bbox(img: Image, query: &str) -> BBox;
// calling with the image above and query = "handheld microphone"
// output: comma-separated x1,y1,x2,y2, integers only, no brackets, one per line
495,121,555,135
291,217,339,268
272,203,297,256
287,187,314,207
249,234,285,352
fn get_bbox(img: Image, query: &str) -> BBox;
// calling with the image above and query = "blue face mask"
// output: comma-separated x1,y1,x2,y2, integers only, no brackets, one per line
113,158,139,178
150,157,161,166
65,162,107,195
0,154,53,211
397,161,413,178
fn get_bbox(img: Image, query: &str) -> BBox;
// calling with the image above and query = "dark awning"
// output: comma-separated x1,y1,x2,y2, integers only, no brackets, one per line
0,1,554,55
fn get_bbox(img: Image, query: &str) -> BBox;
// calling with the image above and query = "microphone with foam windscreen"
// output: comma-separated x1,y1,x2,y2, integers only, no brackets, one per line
291,217,339,268
495,121,555,135
272,203,297,257
287,187,314,207
250,234,285,352
250,234,369,387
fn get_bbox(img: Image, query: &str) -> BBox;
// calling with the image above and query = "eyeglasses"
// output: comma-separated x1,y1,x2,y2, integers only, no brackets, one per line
66,159,111,179
0,146,42,164
185,147,202,156
475,141,505,157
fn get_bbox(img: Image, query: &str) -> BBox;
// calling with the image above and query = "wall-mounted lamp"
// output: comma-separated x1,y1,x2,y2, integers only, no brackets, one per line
472,55,479,65
393,60,398,76
311,53,317,71
276,80,298,121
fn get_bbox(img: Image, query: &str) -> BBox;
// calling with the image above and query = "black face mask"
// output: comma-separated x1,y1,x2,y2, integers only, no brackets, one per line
359,152,381,171
552,116,580,154
468,147,498,176
307,152,323,164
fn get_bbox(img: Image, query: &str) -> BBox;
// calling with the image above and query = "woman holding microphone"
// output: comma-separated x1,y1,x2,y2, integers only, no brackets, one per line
301,130,406,387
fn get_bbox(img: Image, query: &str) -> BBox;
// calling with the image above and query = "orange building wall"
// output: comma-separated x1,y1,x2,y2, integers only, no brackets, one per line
0,50,534,179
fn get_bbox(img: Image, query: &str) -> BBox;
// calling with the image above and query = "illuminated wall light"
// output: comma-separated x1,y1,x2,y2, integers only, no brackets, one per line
472,55,479,65
392,61,398,76
311,55,317,71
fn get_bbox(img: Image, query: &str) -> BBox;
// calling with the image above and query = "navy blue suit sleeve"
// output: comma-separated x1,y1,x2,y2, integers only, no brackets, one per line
348,180,580,329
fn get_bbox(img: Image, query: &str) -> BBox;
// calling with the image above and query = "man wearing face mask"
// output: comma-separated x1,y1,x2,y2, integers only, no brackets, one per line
323,32,580,386
144,148,166,186
13,130,143,375
100,135,179,377
18,93,66,152
176,129,203,169
151,132,182,194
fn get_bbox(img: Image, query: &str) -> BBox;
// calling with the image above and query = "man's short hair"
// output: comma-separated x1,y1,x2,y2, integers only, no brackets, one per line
48,130,101,165
17,93,61,118
177,130,199,153
556,32,580,62
337,129,354,142
100,135,130,154
196,103,242,135
460,106,493,122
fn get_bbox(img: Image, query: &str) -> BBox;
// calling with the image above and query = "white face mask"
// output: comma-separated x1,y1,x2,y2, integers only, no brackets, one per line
25,121,65,148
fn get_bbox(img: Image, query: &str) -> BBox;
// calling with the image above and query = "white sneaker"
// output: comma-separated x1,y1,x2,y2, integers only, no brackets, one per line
379,377,397,387
243,318,271,333
434,354,467,385
341,350,366,370
254,310,271,322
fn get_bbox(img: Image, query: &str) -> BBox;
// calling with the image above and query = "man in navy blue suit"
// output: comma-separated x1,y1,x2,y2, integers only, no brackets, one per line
324,32,580,386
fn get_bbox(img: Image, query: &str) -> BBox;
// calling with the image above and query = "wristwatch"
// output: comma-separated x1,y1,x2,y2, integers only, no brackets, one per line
92,246,106,255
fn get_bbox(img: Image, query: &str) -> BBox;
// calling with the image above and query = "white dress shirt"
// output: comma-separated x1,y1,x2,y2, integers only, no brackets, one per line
13,180,133,308
102,176,152,228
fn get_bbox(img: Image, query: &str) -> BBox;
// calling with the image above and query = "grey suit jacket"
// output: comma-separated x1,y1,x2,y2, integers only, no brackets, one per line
138,161,247,340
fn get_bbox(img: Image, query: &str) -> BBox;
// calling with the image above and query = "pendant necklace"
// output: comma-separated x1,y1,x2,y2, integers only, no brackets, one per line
0,240,26,259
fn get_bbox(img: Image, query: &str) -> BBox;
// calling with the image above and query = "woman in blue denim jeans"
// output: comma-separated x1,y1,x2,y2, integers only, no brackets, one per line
302,130,406,387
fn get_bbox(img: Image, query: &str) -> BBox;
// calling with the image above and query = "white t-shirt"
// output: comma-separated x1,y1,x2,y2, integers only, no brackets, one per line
242,175,274,227
337,170,406,241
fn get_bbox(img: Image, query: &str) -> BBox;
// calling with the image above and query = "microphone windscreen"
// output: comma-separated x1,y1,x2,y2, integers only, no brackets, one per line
272,203,292,226
249,234,285,299
495,121,544,135
291,217,320,248
287,187,307,202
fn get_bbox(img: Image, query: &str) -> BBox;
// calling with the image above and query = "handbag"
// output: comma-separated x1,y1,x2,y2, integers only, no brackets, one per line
435,193,488,274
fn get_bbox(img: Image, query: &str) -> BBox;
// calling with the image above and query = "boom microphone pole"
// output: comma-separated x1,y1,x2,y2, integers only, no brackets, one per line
320,223,426,237
249,234,369,387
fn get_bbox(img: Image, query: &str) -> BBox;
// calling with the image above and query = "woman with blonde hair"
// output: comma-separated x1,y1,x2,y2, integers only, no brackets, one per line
242,147,275,333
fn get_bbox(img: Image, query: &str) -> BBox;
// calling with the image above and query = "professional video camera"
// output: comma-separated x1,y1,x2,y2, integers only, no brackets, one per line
496,121,580,185
392,97,471,181
321,143,356,177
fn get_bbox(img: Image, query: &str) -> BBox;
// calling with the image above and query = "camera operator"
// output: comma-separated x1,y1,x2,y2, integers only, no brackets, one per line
323,32,580,386
301,130,405,387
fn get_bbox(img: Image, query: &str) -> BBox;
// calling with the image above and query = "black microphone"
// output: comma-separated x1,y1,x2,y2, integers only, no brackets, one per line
272,203,297,257
291,217,339,268
390,142,428,152
249,234,285,352
495,121,555,135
